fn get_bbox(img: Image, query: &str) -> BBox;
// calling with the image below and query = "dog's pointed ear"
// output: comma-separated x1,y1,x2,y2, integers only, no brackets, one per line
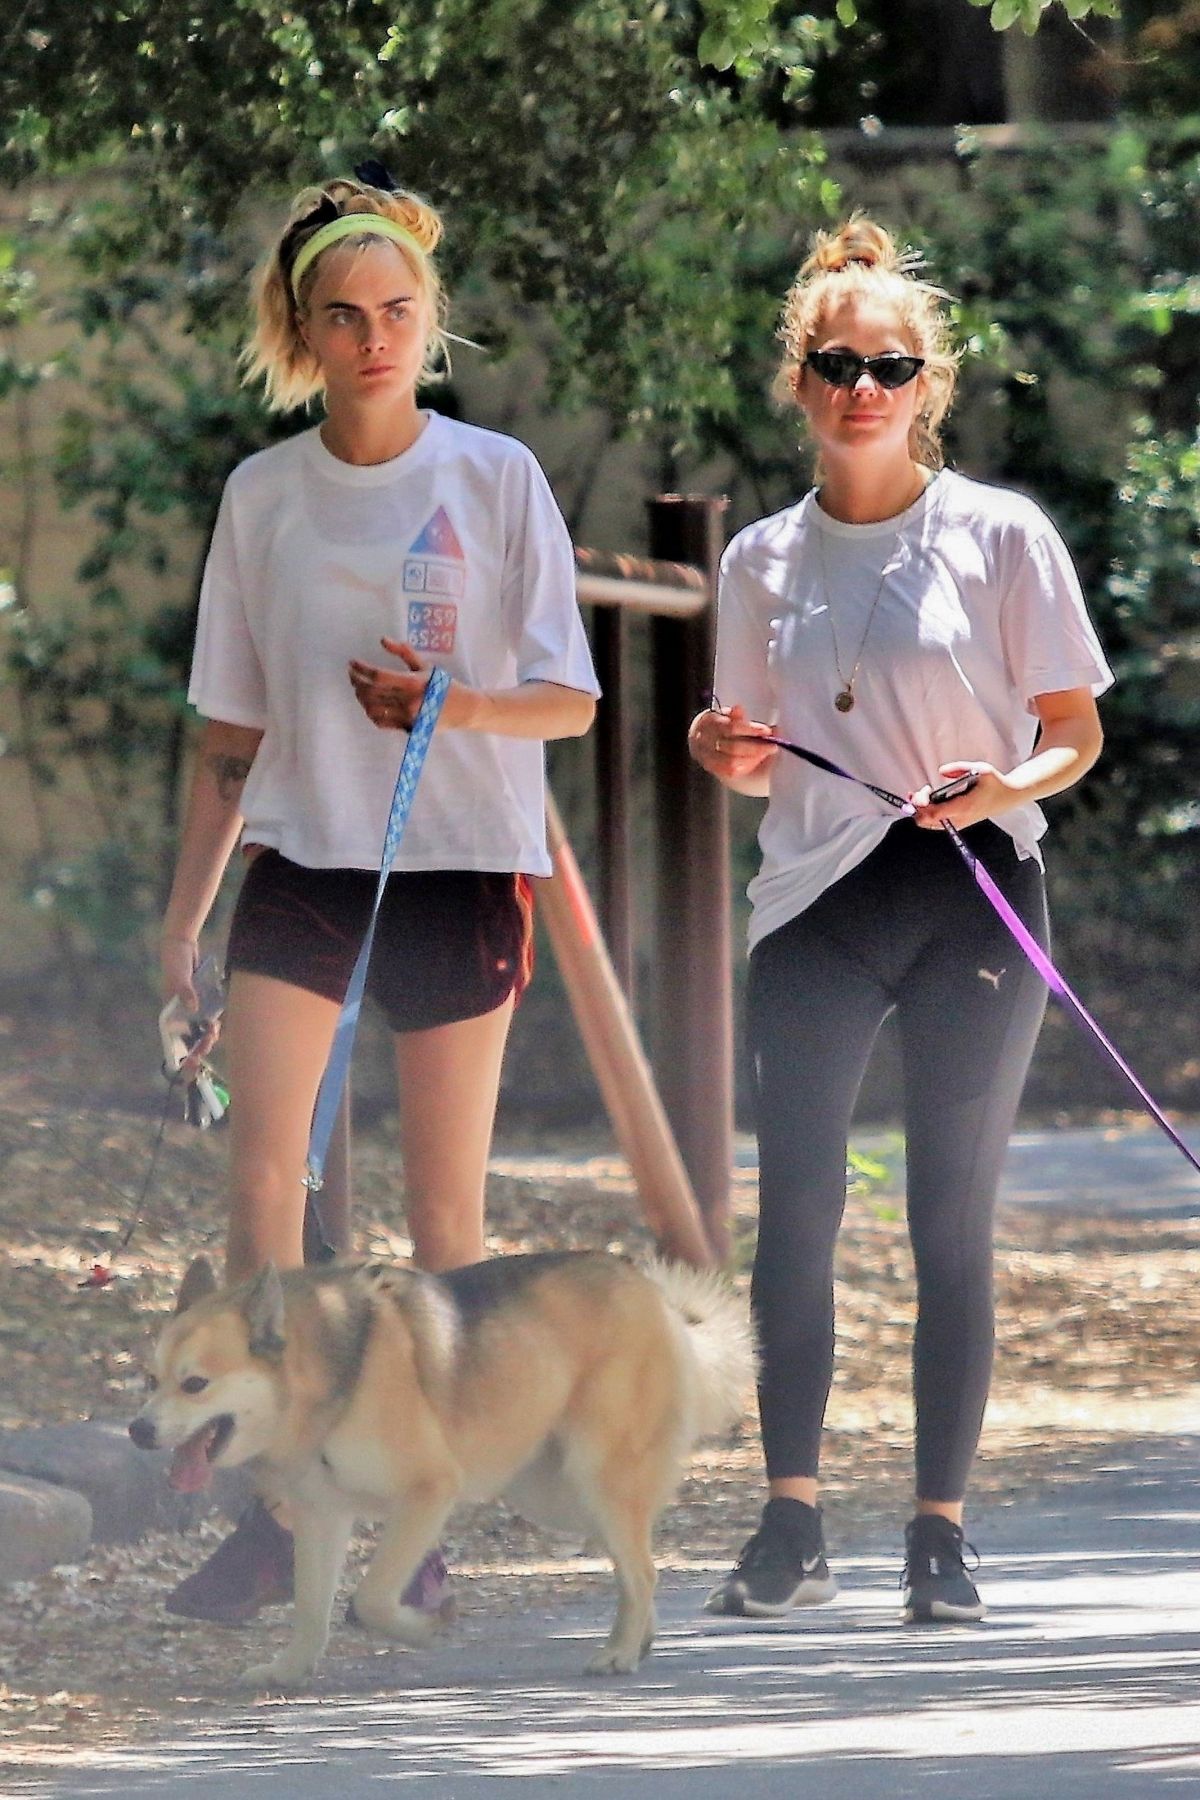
175,1256,219,1315
242,1262,287,1360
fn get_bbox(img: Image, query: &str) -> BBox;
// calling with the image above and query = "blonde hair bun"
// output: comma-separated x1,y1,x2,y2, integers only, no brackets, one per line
802,217,901,279
291,177,444,259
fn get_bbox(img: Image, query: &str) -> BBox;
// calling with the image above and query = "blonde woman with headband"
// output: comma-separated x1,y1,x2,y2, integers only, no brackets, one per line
690,218,1110,1623
159,165,598,1622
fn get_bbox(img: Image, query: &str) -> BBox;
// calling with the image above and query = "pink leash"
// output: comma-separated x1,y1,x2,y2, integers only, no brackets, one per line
767,733,1200,1181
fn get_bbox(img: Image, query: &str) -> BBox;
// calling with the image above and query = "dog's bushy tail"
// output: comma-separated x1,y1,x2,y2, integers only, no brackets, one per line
645,1260,757,1440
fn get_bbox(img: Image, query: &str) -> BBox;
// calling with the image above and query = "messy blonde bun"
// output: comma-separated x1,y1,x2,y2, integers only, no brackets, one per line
804,216,908,278
776,214,959,469
242,175,450,412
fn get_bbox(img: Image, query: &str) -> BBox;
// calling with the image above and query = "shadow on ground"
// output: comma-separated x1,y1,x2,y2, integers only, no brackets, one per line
8,1436,1200,1799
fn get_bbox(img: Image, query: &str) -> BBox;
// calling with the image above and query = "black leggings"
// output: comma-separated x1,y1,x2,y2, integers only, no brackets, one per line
747,820,1049,1501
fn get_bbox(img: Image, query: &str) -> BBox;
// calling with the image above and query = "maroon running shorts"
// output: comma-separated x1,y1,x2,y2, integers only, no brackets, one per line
226,851,534,1033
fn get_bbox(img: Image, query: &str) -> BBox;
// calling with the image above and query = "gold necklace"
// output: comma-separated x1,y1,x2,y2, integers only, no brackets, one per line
816,476,932,715
817,525,893,713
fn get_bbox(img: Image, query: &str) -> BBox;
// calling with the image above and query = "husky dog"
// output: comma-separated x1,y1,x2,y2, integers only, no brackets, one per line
130,1250,753,1688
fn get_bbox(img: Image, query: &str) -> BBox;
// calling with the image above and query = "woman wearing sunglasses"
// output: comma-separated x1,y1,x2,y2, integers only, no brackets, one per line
689,217,1110,1623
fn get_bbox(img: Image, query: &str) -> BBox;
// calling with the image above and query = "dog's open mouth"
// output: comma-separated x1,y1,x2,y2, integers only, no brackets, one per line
167,1414,235,1494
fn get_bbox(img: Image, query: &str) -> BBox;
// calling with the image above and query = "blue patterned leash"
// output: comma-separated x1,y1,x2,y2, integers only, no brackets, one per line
304,667,451,1242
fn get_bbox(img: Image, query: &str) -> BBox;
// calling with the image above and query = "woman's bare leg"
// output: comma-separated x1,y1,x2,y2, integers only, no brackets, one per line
223,971,343,1283
393,995,516,1273
167,970,340,1615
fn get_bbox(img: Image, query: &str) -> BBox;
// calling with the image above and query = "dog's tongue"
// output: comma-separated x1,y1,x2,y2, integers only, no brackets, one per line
168,1423,217,1494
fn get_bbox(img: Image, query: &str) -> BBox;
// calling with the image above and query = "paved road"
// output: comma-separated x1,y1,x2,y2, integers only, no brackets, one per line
998,1122,1200,1216
12,1435,1200,1799
495,1119,1200,1221
729,1119,1200,1219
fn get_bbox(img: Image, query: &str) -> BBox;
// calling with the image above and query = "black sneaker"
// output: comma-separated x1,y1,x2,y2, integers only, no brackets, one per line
704,1497,838,1617
901,1514,986,1623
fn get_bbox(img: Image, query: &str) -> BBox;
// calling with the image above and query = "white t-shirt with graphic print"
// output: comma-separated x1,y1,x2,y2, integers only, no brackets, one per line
188,412,600,876
714,468,1114,952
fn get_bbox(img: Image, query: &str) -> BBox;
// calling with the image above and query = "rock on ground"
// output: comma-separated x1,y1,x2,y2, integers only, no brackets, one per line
0,1471,91,1580
0,1421,250,1546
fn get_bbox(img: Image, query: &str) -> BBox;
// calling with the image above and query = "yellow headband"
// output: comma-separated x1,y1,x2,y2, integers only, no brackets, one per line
289,214,427,301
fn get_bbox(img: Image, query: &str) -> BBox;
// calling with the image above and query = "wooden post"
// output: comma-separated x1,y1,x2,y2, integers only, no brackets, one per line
646,495,734,1262
591,605,635,1000
540,792,715,1268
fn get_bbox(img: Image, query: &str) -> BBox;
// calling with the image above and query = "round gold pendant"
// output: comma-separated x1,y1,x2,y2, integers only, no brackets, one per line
834,689,855,714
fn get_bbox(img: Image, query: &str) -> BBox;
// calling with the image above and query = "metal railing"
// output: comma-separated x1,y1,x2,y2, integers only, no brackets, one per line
575,546,709,618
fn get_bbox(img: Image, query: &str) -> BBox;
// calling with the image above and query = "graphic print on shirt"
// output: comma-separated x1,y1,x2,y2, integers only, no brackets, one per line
403,507,464,653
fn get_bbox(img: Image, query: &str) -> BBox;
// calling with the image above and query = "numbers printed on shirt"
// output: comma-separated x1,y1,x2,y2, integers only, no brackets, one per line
407,600,459,654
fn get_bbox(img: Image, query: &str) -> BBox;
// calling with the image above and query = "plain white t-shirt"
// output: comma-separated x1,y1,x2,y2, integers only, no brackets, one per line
714,468,1114,952
188,412,600,876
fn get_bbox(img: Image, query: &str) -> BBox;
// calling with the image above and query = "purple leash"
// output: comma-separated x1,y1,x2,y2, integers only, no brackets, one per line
765,735,915,815
767,732,1200,1181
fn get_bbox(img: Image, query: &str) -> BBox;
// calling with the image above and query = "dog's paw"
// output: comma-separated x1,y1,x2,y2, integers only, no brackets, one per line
348,1594,436,1646
584,1641,646,1676
239,1655,316,1691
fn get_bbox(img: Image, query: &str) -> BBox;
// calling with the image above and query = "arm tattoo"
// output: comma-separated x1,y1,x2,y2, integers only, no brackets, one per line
206,752,253,805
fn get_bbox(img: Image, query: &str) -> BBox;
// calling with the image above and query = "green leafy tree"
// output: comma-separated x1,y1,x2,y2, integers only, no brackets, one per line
0,0,1126,429
965,0,1117,30
0,2,839,439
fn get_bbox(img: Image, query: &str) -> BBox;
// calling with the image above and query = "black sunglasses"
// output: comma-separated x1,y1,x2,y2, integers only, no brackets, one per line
804,349,925,390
